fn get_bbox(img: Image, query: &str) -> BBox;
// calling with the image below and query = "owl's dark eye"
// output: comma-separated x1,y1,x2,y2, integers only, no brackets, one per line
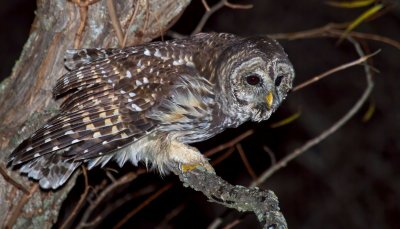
245,75,262,86
275,75,284,87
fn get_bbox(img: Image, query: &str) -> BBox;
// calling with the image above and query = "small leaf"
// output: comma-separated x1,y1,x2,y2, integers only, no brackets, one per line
339,4,383,42
326,0,375,8
362,101,375,122
270,111,301,128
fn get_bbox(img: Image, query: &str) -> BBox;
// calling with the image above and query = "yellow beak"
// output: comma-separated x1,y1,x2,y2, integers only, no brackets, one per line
266,92,274,109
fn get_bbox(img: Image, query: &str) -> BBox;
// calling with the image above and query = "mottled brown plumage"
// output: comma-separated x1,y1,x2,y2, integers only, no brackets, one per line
9,33,295,189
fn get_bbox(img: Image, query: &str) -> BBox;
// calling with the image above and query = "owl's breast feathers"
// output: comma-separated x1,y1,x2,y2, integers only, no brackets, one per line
8,33,236,189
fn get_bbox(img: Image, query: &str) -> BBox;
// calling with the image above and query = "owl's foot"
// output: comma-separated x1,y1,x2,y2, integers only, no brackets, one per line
181,161,215,173
169,140,215,174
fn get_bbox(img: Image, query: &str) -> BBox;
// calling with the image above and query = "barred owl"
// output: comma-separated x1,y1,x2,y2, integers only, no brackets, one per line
8,33,295,189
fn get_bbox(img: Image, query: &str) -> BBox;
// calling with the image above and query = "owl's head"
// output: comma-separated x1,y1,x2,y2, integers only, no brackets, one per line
215,36,294,123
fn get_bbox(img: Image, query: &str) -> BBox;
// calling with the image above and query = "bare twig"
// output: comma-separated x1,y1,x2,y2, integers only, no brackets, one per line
211,147,236,166
150,8,167,42
4,184,39,229
252,38,375,187
262,145,277,166
192,0,225,35
0,164,29,194
69,0,100,48
192,0,253,35
122,0,141,47
84,184,156,228
270,23,400,50
223,1,253,10
74,5,88,49
106,0,125,47
77,170,146,228
236,144,257,181
156,203,186,229
223,219,241,229
143,0,150,31
60,167,90,229
166,30,187,39
269,23,348,40
331,30,400,50
105,170,117,182
205,129,254,157
201,0,211,11
114,183,173,229
293,50,380,91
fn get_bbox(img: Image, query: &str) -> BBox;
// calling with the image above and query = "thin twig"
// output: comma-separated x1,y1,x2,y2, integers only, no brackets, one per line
105,170,117,182
77,170,146,228
106,0,125,47
69,0,100,49
223,219,241,229
270,23,400,50
223,0,253,10
236,144,257,180
143,0,150,31
293,50,380,91
331,30,400,50
205,129,254,157
85,184,157,228
114,183,173,229
60,167,90,229
0,164,29,194
156,203,186,229
192,0,225,35
122,0,141,47
211,147,236,166
269,23,348,40
201,0,211,11
4,184,39,229
252,37,374,187
166,30,187,39
262,145,276,166
149,7,165,41
74,5,88,49
192,0,253,35
208,217,223,229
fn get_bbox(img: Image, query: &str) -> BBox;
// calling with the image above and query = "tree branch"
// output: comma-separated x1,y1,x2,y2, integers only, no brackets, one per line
171,165,287,229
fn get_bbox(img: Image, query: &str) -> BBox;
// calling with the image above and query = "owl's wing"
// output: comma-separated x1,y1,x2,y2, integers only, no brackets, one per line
63,48,121,70
9,45,216,189
8,46,212,189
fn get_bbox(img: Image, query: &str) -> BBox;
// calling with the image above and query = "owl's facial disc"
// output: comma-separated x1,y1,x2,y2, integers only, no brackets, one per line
214,36,294,124
230,55,294,122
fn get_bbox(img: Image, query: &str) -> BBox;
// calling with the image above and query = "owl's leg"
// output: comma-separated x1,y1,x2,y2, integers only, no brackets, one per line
168,140,215,173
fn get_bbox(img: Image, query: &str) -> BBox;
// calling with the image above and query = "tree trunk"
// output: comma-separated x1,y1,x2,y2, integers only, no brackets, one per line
0,0,190,228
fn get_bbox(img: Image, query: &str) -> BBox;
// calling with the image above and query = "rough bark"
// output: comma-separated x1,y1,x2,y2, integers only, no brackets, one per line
172,166,288,229
0,0,190,228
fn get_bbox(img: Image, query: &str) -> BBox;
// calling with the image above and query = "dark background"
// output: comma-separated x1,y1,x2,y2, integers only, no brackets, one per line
1,0,399,228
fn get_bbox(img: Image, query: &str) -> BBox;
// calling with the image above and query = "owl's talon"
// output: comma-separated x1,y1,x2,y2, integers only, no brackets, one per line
181,162,215,174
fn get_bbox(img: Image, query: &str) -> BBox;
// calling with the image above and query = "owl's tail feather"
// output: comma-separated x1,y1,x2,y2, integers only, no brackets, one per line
8,104,124,165
16,153,81,189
